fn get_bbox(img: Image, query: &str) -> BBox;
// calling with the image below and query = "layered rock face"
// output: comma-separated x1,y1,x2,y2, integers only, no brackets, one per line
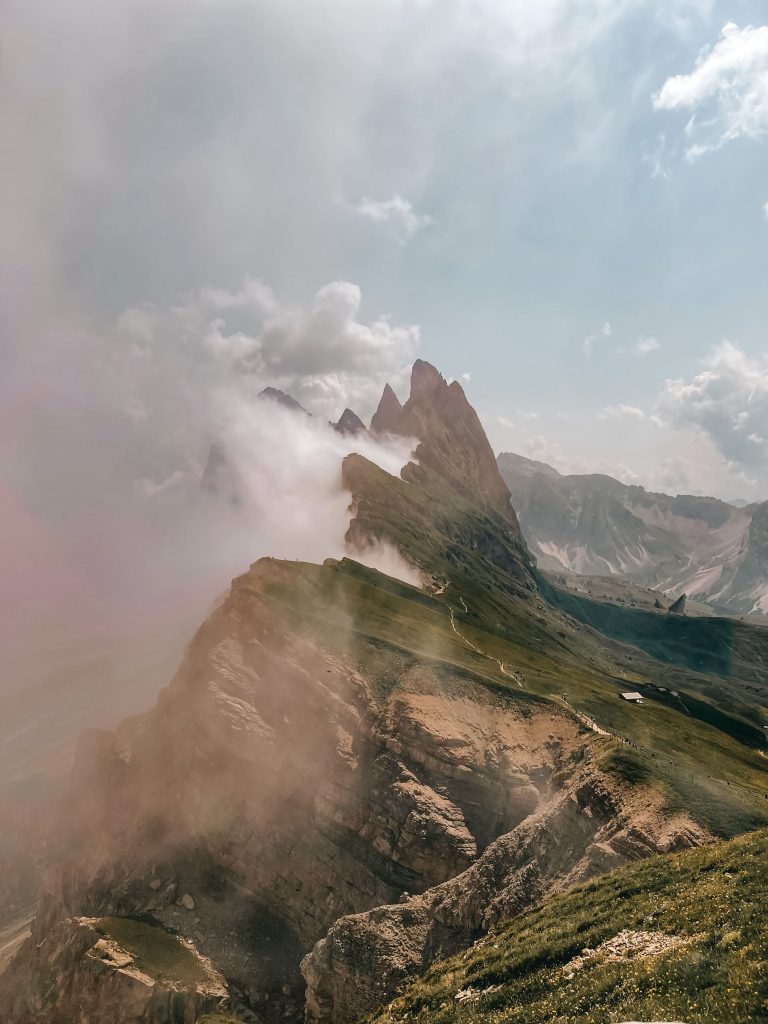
301,735,703,1024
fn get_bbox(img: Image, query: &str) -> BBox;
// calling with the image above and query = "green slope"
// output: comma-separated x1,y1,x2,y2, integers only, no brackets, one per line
247,557,768,837
367,829,768,1024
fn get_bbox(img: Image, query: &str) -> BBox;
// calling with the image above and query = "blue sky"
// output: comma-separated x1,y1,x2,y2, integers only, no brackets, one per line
4,0,768,500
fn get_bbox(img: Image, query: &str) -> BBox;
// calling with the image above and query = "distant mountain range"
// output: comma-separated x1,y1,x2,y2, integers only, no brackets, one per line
498,452,768,615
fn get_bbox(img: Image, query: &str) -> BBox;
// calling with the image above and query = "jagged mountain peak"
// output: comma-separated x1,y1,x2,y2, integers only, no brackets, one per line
333,408,367,437
409,358,445,397
259,386,310,415
371,361,513,515
370,382,403,435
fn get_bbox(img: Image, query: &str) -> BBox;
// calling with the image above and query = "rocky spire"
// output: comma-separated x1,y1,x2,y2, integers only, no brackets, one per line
258,387,311,416
333,408,367,437
378,360,513,516
369,383,403,435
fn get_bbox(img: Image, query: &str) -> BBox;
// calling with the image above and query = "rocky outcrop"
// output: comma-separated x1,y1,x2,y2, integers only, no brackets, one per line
333,408,367,436
369,383,403,435
0,561,569,1018
0,915,227,1024
668,593,686,615
258,387,310,415
301,765,704,1024
371,362,514,516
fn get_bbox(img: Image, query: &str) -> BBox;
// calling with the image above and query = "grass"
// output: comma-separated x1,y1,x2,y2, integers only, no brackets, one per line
540,575,738,676
93,917,208,987
367,829,768,1024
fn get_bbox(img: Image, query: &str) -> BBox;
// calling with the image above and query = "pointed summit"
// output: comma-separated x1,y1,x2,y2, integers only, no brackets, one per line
409,358,444,398
258,387,311,416
368,361,515,518
333,408,367,437
370,383,403,435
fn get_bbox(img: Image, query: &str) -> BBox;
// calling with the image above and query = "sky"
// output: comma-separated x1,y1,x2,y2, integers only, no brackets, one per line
3,0,768,520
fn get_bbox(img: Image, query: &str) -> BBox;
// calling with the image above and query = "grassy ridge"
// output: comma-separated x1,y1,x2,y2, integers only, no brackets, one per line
367,829,768,1024
248,558,768,837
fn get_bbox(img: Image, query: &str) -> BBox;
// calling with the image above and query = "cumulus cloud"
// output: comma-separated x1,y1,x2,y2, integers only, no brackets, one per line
583,320,613,357
636,335,661,354
354,195,434,239
658,341,768,469
123,278,419,423
211,394,418,570
653,22,768,157
515,433,642,484
2,274,420,709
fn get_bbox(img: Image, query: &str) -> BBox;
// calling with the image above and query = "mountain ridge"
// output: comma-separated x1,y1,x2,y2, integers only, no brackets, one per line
2,364,768,1024
498,450,768,614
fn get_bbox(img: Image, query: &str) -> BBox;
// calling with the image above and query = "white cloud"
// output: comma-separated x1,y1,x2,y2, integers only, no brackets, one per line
583,320,613,357
653,22,768,157
354,194,434,239
127,277,420,421
642,132,673,180
636,335,661,354
658,341,768,469
517,433,642,483
497,411,539,428
763,199,768,220
598,404,647,420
